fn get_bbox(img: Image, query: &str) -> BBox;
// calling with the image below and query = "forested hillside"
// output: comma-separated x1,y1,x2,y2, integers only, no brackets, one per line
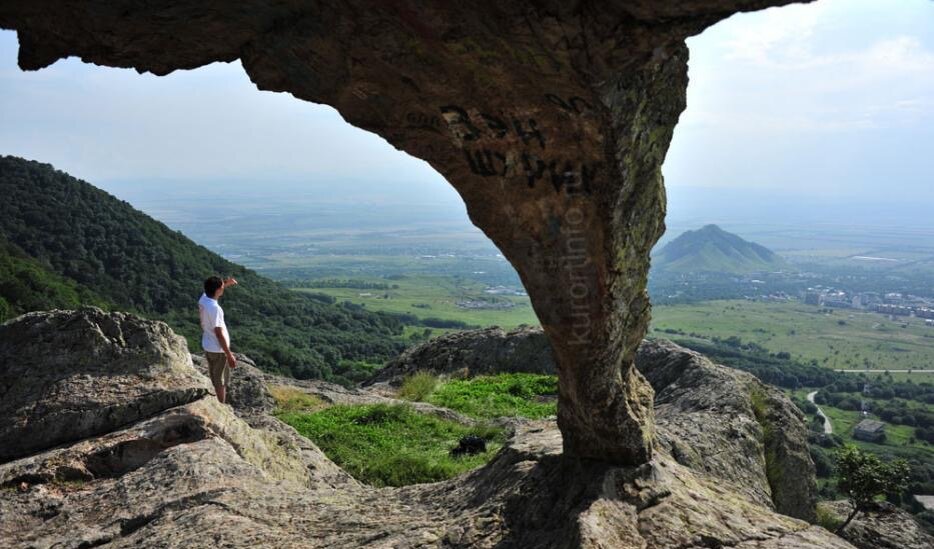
0,236,109,320
0,156,406,382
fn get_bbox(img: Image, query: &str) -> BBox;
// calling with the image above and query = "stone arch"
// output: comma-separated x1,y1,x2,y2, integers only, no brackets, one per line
0,0,804,464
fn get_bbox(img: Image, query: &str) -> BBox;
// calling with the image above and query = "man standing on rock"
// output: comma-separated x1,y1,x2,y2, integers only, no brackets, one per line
199,276,238,403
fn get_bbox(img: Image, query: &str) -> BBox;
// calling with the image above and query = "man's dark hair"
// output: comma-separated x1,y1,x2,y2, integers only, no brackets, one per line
204,276,223,297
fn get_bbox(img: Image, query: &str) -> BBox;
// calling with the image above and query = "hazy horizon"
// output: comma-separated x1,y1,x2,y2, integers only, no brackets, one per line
3,0,934,249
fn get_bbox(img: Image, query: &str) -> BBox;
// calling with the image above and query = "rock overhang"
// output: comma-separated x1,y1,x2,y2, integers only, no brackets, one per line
0,0,810,464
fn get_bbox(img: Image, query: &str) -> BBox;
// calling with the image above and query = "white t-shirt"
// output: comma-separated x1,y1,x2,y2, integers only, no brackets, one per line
199,293,230,353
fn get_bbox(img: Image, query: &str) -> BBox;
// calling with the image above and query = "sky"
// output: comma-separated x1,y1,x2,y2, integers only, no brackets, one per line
666,0,934,204
1,0,933,227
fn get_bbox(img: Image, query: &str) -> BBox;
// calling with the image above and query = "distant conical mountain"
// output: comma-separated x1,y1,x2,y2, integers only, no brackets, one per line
653,225,787,274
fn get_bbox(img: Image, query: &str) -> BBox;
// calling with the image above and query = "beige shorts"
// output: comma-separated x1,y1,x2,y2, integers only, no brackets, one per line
205,352,231,388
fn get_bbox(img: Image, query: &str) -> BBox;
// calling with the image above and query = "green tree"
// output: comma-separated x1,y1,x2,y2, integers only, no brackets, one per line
833,445,910,534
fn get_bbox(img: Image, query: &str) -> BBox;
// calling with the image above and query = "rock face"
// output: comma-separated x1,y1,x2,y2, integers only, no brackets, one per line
366,325,555,385
636,339,818,522
0,307,210,462
191,353,276,415
0,310,852,548
823,501,934,549
0,0,806,464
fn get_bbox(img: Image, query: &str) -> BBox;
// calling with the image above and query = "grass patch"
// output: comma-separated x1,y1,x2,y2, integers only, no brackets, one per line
749,386,784,490
398,371,438,401
749,386,769,424
269,385,326,414
277,403,504,487
815,503,844,531
427,373,558,420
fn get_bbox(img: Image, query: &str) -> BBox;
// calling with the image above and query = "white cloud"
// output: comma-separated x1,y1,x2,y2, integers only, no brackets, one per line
722,1,826,66
666,0,934,198
683,1,934,134
862,35,934,72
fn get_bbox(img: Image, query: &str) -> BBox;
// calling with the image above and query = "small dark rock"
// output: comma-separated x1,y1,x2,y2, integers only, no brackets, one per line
450,436,486,457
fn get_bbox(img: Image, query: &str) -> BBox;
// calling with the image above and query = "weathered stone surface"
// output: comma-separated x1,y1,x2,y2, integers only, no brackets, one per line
823,501,934,549
0,311,854,548
191,352,275,415
637,339,818,522
1,421,853,549
0,308,210,462
365,325,555,385
0,0,807,464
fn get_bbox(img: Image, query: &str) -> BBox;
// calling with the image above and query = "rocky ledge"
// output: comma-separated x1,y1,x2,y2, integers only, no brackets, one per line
822,501,934,549
365,325,555,386
1,310,856,548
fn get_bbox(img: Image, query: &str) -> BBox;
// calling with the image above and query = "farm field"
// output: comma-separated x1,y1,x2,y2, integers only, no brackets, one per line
816,404,934,460
292,274,934,377
651,300,934,373
293,274,540,330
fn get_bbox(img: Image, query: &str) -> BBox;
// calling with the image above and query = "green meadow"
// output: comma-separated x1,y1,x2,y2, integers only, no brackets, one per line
278,403,505,487
293,274,934,376
651,300,934,373
293,274,540,329
275,373,557,487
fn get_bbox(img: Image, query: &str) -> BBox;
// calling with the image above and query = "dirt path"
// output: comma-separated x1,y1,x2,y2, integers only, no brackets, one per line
807,390,833,435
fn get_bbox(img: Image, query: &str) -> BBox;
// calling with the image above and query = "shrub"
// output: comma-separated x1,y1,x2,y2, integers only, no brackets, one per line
833,445,910,534
398,371,439,401
810,446,835,478
269,385,325,414
815,503,843,531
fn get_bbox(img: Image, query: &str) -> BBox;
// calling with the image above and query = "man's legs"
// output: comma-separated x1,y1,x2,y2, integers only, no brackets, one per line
206,352,231,403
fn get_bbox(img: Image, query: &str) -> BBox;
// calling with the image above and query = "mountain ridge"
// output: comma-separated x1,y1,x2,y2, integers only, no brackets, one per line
0,155,405,382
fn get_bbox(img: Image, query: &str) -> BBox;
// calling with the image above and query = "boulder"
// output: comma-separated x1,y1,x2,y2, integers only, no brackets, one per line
823,501,934,549
365,325,555,385
0,308,210,462
637,339,818,522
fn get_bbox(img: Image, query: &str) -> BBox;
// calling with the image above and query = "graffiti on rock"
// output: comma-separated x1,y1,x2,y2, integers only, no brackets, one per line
521,153,599,194
440,105,545,148
544,94,593,115
464,149,508,177
438,104,598,195
405,111,443,133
